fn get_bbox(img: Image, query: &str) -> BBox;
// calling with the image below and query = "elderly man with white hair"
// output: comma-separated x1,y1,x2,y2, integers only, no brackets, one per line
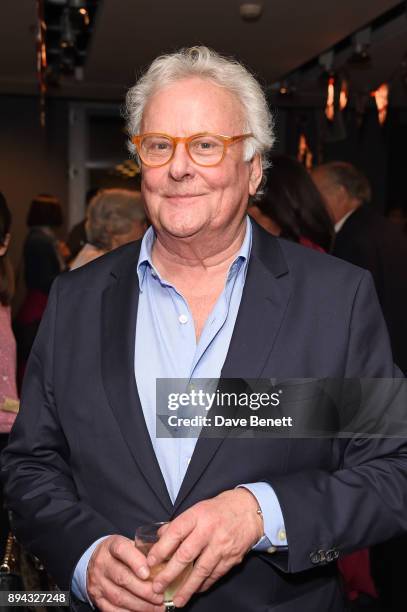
2,47,407,612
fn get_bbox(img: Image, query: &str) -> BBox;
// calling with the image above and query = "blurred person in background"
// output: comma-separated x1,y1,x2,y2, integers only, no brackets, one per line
67,188,100,262
312,162,407,376
14,194,66,389
249,155,334,253
69,189,147,270
313,162,407,612
250,157,375,607
0,192,18,558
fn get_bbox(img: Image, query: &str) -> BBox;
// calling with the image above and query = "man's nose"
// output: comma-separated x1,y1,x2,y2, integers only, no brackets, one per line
168,141,194,180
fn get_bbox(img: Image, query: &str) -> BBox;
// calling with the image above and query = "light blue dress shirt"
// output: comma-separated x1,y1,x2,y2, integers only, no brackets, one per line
72,218,287,602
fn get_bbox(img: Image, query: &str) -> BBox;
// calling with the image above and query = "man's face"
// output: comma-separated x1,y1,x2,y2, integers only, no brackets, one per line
139,77,261,241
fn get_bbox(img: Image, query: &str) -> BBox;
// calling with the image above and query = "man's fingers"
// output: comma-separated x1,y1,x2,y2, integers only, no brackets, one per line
88,536,165,610
147,515,196,568
104,559,164,604
197,559,230,594
151,533,208,595
169,549,219,608
97,579,164,612
109,536,150,579
97,593,164,612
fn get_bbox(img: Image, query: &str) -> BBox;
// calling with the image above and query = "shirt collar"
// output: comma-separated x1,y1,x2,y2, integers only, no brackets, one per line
137,225,156,290
137,217,252,291
334,208,357,233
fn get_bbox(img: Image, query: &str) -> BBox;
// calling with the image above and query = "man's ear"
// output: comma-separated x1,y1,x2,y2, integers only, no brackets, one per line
337,184,348,204
249,154,262,197
0,233,10,257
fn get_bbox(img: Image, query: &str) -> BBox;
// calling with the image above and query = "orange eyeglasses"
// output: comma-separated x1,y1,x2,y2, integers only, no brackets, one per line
131,132,253,167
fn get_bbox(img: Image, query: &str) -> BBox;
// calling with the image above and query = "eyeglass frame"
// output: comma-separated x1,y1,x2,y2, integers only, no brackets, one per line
131,132,254,168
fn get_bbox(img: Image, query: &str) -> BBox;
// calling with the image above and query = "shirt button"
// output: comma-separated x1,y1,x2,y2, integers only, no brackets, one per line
278,529,286,542
179,314,188,324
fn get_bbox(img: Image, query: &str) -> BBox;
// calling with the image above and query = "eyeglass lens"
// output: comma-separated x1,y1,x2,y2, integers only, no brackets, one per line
140,135,225,166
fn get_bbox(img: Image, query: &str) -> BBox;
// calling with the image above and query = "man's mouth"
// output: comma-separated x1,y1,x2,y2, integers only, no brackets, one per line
165,193,203,198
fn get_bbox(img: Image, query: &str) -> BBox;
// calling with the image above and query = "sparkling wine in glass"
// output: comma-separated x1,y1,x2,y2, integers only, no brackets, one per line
135,521,193,610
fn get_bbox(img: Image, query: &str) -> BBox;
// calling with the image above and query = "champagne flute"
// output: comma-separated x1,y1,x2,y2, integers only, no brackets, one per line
135,521,193,611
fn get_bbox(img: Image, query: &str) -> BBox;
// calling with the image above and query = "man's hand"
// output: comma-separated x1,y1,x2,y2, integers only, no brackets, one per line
146,488,264,608
87,535,165,612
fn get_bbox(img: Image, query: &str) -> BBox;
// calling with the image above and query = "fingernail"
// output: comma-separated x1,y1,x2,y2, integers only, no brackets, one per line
147,554,156,566
153,581,164,594
174,596,185,607
137,565,150,579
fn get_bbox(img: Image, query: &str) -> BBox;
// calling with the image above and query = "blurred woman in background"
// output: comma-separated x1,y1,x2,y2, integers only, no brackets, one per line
249,155,334,252
0,191,18,557
70,188,147,270
14,194,66,389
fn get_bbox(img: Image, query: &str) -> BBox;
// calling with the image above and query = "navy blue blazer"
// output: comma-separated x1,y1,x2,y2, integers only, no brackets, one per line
2,222,406,611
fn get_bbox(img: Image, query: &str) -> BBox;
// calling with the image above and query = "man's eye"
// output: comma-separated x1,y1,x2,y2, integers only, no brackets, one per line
198,141,214,149
149,142,170,150
191,139,221,152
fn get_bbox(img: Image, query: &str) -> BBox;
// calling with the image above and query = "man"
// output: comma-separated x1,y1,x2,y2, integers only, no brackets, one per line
2,47,407,612
312,161,407,375
312,162,407,611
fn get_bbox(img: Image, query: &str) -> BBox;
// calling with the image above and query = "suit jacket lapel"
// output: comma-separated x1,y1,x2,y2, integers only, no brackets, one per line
101,247,173,515
173,224,291,512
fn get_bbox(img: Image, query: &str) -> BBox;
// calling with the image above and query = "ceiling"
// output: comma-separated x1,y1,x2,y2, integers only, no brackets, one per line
0,0,406,105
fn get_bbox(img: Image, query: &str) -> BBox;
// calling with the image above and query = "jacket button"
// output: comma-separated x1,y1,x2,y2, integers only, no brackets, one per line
325,548,339,562
310,551,322,564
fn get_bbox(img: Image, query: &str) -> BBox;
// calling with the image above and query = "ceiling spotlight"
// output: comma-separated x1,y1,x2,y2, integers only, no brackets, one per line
79,7,90,25
339,79,348,110
268,80,295,96
240,3,263,22
297,134,313,170
371,83,389,125
325,76,335,121
279,81,295,96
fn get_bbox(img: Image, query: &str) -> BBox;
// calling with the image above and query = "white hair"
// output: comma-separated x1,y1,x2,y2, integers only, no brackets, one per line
86,189,146,251
125,46,275,185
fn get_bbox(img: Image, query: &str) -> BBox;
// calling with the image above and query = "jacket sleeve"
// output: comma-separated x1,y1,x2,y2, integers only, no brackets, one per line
264,271,407,573
0,277,116,589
